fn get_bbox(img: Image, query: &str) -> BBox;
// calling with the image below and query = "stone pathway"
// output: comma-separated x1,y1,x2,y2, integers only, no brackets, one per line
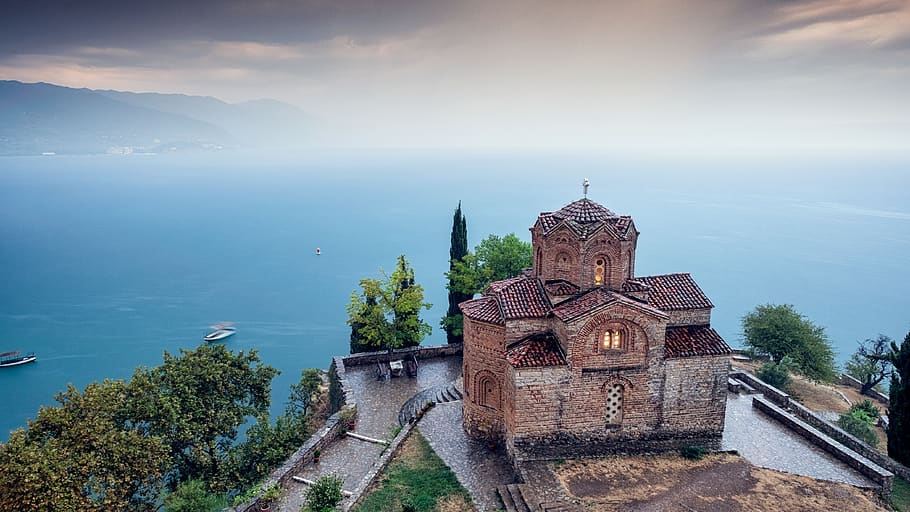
418,401,518,512
273,356,463,511
722,392,875,488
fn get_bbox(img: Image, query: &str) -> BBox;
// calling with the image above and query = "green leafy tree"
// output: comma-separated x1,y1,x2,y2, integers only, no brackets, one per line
442,201,470,344
350,292,380,354
0,380,169,511
347,255,431,354
306,474,344,512
888,330,910,465
741,304,836,382
446,233,533,296
845,335,894,395
128,344,278,490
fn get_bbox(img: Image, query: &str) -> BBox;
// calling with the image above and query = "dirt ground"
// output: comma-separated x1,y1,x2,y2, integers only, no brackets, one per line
732,358,890,449
554,453,890,512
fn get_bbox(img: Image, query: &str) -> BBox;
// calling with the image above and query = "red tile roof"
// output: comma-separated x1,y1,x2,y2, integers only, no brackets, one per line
537,199,635,240
551,287,616,321
506,333,567,368
664,325,732,358
635,273,713,311
459,296,504,326
486,275,551,320
544,279,580,296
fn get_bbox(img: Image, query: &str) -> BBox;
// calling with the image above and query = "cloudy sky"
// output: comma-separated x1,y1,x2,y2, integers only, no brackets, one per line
2,0,908,152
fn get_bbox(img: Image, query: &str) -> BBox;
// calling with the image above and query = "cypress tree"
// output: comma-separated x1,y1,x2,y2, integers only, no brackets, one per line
442,202,471,344
888,330,910,465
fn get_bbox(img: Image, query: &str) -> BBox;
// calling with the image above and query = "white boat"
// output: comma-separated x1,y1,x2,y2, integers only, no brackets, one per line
204,323,236,342
0,351,37,368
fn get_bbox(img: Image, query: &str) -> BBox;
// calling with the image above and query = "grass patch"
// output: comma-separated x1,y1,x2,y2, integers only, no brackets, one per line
352,431,474,512
892,477,910,512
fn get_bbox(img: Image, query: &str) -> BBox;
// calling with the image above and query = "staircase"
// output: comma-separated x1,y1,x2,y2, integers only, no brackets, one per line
397,383,463,426
496,483,581,512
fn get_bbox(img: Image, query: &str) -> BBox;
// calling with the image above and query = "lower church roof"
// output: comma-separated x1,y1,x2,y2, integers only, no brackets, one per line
664,325,732,358
505,333,567,368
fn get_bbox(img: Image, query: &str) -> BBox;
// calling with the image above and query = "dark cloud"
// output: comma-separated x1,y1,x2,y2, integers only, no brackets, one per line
0,0,451,57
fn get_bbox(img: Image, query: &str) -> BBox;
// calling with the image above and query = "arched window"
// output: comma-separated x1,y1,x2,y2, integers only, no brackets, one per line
605,383,624,426
601,329,624,350
536,247,543,275
594,258,606,285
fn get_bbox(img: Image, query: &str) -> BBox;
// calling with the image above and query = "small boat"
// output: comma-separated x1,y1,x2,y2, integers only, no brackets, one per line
0,351,37,368
204,322,236,342
316,247,321,256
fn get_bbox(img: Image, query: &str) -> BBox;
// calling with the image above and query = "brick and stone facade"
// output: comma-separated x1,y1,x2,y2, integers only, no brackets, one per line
460,197,732,461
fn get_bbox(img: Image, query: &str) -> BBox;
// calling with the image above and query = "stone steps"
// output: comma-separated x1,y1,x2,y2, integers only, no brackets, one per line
496,484,531,512
397,383,463,426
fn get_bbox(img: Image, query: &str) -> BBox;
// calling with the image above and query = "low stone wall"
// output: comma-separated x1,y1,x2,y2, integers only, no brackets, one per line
511,429,723,461
730,370,790,407
788,399,910,482
752,395,893,494
342,343,463,367
344,422,417,511
229,359,358,512
837,374,890,405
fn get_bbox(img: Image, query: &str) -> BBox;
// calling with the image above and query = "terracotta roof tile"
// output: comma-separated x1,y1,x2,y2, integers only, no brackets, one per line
506,332,567,368
622,279,651,292
544,279,580,296
635,273,713,311
551,287,616,321
537,199,635,240
491,275,551,319
664,325,732,358
459,296,504,326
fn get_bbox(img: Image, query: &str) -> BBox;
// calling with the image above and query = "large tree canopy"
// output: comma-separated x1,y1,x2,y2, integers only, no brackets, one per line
0,380,170,511
741,303,836,382
348,254,431,353
888,329,910,465
446,233,532,297
128,344,279,490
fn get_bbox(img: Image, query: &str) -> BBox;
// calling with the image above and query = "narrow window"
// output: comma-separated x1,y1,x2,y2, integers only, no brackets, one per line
605,383,624,425
594,258,605,285
601,329,623,350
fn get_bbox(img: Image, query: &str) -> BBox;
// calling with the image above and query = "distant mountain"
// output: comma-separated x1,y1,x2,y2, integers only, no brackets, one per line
0,80,314,155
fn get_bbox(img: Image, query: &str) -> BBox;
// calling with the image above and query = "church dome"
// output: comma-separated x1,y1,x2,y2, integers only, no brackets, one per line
553,198,617,223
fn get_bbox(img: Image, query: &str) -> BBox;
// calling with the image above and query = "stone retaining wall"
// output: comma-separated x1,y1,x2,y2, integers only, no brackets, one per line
788,399,910,482
752,395,893,495
344,422,417,511
730,370,790,407
342,344,463,367
837,374,890,405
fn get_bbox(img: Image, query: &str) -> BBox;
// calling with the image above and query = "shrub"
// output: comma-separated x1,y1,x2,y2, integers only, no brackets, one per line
679,445,707,461
306,474,344,512
837,411,879,447
850,400,881,424
164,479,227,512
757,356,796,391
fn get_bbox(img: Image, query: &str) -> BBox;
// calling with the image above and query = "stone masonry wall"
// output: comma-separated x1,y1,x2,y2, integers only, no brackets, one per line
666,308,711,327
507,365,570,437
662,355,729,432
462,316,507,440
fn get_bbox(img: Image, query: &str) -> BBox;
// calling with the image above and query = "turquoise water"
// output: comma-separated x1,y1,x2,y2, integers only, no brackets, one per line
1,150,909,439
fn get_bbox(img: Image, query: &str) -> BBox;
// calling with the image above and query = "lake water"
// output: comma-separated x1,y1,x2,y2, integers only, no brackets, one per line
1,150,909,439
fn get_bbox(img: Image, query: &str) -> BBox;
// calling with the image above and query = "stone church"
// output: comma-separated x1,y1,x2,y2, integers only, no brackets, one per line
459,196,732,460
